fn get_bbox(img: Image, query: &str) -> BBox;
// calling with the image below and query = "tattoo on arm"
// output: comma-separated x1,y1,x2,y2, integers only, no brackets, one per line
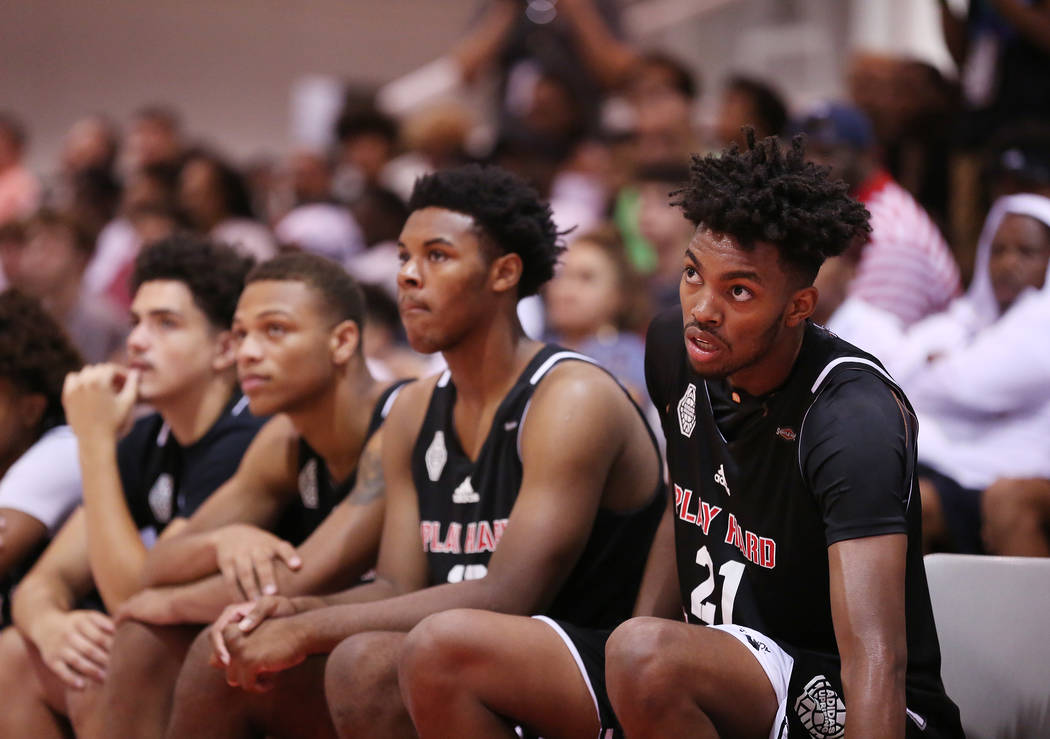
345,447,384,506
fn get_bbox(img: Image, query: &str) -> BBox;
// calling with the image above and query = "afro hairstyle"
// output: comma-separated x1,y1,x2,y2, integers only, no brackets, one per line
407,164,563,297
674,129,871,283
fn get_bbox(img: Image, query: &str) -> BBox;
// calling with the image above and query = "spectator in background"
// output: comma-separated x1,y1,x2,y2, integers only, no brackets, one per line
15,210,127,363
179,149,277,261
983,121,1050,201
0,221,25,290
544,225,649,399
124,106,184,177
631,161,693,313
0,113,41,227
887,194,1050,554
620,50,700,169
714,74,787,150
332,105,400,204
274,150,367,268
0,290,84,623
84,163,182,312
797,102,961,326
51,116,123,236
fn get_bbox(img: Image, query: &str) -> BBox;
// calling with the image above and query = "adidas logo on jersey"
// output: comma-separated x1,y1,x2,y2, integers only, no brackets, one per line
298,458,319,509
678,383,697,437
714,463,731,496
148,473,174,523
452,476,480,504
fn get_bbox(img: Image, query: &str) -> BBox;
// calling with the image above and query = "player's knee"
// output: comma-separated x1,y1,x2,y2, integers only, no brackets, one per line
0,628,34,714
606,618,684,713
106,621,171,686
325,632,397,724
399,610,477,704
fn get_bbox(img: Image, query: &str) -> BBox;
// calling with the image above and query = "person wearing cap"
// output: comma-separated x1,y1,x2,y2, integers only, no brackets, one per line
797,102,962,328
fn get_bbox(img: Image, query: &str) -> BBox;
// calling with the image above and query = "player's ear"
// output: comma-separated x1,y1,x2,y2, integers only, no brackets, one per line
785,285,818,327
330,319,361,365
17,392,47,433
490,252,523,295
211,329,238,371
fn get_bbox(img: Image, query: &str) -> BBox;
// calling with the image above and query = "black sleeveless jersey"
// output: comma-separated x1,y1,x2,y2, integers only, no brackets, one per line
646,310,963,734
275,381,409,545
412,345,665,629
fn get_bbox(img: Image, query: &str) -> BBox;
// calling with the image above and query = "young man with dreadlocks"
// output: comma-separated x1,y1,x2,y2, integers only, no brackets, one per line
398,134,964,739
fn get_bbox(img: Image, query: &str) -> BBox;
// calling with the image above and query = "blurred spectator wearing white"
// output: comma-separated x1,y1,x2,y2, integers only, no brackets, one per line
891,194,1050,554
797,102,961,327
0,113,40,230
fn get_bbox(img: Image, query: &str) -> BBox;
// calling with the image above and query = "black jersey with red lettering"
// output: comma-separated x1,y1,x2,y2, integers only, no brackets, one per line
275,380,409,545
412,345,664,629
645,309,962,736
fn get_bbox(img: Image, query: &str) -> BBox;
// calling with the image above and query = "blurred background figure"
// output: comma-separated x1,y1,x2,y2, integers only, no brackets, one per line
798,102,961,327
713,74,787,150
0,113,40,229
14,209,127,363
178,149,276,260
124,105,184,178
544,225,649,400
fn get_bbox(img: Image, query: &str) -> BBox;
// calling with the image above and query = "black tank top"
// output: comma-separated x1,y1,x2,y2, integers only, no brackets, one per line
412,345,665,629
276,380,409,545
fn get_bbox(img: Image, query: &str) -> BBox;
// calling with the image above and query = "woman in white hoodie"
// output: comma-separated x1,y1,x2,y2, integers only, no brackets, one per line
891,194,1050,553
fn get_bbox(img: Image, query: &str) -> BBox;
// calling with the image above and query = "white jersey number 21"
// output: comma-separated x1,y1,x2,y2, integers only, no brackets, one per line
690,545,745,625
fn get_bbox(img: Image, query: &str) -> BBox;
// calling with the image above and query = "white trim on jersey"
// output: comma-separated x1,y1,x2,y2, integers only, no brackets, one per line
381,383,405,419
231,395,250,416
809,356,893,394
437,370,452,388
529,350,596,385
156,422,171,447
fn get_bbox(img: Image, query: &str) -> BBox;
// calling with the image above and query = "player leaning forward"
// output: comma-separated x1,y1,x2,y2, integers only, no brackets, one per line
400,133,964,739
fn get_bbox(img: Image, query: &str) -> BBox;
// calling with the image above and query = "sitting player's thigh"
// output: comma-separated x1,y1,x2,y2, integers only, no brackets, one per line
400,609,600,739
607,618,786,739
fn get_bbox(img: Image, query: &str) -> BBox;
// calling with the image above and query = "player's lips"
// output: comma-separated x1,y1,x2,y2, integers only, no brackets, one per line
684,325,725,363
127,359,153,372
398,297,429,316
239,374,270,393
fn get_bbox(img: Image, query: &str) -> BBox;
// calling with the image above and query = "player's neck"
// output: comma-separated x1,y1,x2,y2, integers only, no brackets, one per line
442,311,539,407
291,362,381,482
156,372,237,446
727,323,806,398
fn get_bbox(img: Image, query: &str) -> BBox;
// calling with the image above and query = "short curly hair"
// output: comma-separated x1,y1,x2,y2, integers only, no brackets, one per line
131,234,254,329
674,130,871,283
0,289,83,433
407,164,563,297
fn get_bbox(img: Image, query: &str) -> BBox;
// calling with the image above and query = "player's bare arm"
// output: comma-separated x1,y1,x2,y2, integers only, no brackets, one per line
11,508,113,690
121,429,388,625
62,364,146,607
213,366,639,690
0,508,48,578
829,533,908,739
631,495,682,619
141,414,301,598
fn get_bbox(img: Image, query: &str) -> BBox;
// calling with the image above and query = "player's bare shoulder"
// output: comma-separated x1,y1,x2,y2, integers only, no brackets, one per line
381,372,444,447
238,414,302,489
530,359,638,428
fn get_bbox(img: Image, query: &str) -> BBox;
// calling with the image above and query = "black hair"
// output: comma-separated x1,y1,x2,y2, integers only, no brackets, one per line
335,107,399,146
182,149,256,220
0,112,27,153
131,234,254,329
246,252,366,328
407,164,563,297
0,289,83,433
638,52,700,100
726,75,788,138
674,130,871,282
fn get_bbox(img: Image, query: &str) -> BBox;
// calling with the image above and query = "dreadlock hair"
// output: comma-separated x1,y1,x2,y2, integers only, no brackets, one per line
0,289,83,434
131,234,254,330
674,130,871,284
407,164,563,297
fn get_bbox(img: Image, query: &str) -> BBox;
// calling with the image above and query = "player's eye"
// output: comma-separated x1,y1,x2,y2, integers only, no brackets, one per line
729,285,753,301
428,249,448,262
266,323,287,338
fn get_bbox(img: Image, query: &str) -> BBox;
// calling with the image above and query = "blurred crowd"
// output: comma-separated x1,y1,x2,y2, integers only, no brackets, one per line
2,0,1049,582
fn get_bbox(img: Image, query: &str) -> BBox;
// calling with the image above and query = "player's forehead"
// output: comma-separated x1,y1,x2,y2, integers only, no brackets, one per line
687,226,781,279
130,279,201,320
399,207,482,250
236,279,328,322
